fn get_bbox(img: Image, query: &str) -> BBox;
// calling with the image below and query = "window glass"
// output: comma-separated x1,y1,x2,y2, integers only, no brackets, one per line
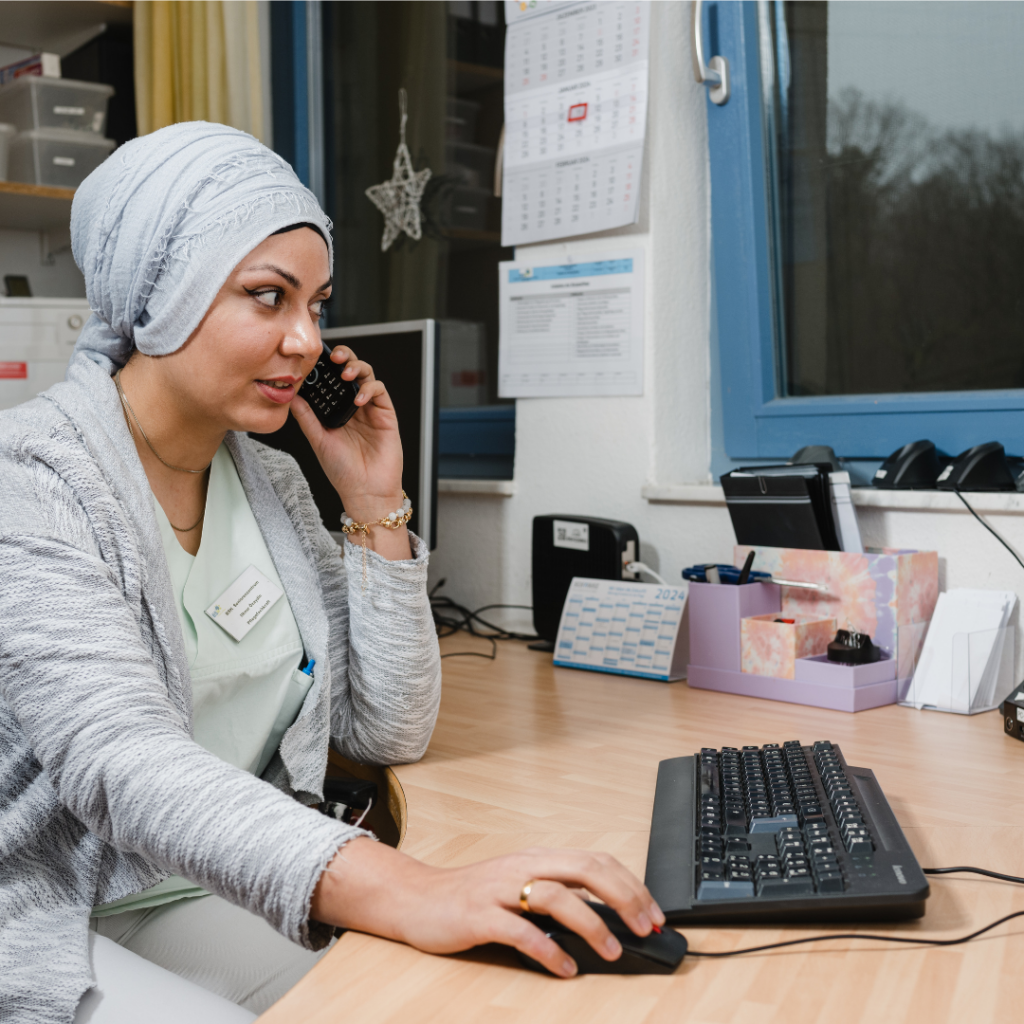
324,0,511,409
764,1,1024,397
324,1,514,479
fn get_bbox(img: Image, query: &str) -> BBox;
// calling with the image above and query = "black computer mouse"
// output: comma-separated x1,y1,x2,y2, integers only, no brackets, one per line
517,900,687,975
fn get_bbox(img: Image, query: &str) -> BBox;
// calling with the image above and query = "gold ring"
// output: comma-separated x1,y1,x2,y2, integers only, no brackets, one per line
519,879,539,913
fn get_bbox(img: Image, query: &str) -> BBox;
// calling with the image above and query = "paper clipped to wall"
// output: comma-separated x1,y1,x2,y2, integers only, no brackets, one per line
501,1,651,246
498,250,644,397
553,577,687,682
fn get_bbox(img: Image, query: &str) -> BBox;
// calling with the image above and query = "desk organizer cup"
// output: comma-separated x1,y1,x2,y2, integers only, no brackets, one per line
687,546,937,713
741,614,836,679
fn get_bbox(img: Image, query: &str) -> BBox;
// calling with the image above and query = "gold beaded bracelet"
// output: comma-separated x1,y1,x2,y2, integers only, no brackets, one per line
340,492,413,588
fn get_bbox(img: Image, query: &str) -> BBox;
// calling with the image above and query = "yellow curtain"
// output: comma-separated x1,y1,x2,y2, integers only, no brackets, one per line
134,1,265,141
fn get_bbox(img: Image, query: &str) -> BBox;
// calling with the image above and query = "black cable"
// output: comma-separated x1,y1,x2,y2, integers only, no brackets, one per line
686,909,1024,958
687,866,1024,958
953,486,1024,574
430,580,539,660
924,865,1024,885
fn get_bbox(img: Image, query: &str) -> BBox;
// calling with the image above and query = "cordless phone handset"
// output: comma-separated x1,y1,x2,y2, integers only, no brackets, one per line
298,341,360,429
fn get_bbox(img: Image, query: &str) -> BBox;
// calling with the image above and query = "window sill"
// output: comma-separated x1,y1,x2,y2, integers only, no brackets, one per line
438,478,516,496
642,483,1024,515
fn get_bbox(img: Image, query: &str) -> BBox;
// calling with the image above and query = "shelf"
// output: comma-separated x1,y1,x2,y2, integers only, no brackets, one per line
0,1,132,57
640,481,1024,515
442,227,502,246
448,60,504,95
0,181,75,231
438,478,516,496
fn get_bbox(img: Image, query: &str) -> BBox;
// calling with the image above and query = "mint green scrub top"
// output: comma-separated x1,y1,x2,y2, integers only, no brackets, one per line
93,445,313,916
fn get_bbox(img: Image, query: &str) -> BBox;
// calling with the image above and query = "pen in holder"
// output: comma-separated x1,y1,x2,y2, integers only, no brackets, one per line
899,622,1016,714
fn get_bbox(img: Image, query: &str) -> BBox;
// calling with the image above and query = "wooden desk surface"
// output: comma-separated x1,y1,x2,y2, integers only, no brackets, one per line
261,636,1024,1024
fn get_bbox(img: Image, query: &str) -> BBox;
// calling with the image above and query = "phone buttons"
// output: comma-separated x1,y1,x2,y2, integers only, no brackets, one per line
305,366,320,385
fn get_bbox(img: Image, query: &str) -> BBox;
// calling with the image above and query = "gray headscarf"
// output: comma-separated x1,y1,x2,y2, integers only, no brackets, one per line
69,121,333,373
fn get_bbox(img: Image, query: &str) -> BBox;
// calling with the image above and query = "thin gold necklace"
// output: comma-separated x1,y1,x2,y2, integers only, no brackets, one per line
115,369,209,533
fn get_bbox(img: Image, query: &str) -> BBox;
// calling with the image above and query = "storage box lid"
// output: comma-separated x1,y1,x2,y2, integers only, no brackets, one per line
0,77,115,98
11,127,116,149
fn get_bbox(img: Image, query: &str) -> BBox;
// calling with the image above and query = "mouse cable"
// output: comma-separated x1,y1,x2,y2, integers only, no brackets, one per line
924,865,1024,885
952,487,1024,574
686,909,1024,958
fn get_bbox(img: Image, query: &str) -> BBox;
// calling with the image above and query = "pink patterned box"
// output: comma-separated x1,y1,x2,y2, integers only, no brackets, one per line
734,545,938,662
741,613,837,679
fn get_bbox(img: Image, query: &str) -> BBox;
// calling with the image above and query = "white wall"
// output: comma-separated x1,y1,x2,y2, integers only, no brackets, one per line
429,1,728,626
0,229,85,298
429,0,1024,678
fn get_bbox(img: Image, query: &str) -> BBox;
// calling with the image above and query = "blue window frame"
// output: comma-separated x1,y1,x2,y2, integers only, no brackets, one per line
705,1,1024,466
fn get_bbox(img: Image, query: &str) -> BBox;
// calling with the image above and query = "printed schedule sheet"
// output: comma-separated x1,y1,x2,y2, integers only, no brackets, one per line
498,251,644,397
502,1,651,246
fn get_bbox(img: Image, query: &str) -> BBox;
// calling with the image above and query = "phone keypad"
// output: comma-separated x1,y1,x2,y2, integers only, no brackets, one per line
299,350,359,429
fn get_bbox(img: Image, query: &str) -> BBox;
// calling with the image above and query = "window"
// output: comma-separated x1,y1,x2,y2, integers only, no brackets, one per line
321,0,514,479
705,1,1024,464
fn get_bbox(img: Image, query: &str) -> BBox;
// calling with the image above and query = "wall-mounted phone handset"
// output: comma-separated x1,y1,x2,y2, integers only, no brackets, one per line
299,341,361,429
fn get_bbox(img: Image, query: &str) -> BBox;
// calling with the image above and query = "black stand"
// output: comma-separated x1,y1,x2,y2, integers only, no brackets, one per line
528,639,556,652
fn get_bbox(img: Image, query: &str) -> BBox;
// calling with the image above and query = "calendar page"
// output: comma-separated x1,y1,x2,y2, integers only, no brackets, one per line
502,1,651,247
553,577,688,683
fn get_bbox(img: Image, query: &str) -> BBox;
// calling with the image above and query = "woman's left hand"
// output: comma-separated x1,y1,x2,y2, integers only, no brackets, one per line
290,345,406,528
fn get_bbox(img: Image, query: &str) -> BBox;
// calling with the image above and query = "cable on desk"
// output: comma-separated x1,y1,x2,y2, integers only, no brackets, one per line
687,868,1024,957
430,579,539,659
953,487,1024,574
924,865,1024,885
686,909,1024,958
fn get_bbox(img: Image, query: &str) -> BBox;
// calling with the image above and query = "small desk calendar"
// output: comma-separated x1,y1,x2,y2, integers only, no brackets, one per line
553,577,687,682
501,1,651,246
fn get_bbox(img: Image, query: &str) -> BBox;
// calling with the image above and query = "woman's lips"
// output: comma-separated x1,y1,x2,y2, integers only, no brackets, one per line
255,379,298,404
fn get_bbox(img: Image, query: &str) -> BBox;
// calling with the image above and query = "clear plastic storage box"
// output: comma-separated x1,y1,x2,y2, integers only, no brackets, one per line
0,77,114,135
442,185,491,231
446,142,496,190
8,128,115,188
0,123,14,180
446,98,480,142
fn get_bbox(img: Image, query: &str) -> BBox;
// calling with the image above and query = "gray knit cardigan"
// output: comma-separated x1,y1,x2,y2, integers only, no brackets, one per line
0,355,442,1024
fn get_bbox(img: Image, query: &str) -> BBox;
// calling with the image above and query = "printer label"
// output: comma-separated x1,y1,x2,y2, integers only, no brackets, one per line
1017,708,1024,723
553,520,589,551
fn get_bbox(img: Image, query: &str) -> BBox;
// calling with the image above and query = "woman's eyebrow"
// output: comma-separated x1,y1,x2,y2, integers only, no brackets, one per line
242,263,301,288
314,278,333,295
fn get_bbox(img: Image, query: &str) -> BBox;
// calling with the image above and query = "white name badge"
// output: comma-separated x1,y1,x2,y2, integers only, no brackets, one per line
205,564,284,642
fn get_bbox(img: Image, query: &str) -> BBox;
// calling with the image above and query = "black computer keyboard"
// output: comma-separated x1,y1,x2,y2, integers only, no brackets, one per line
644,741,929,924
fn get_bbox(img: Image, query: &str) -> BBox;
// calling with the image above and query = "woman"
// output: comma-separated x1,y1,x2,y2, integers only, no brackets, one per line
0,123,663,1024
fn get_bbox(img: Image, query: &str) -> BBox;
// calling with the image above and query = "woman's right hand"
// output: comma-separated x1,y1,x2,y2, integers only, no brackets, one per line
310,837,665,977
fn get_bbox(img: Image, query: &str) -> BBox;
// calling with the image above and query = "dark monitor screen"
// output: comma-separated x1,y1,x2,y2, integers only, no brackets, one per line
250,319,438,549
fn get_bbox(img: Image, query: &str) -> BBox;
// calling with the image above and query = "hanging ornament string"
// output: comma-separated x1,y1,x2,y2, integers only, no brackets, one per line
365,88,433,252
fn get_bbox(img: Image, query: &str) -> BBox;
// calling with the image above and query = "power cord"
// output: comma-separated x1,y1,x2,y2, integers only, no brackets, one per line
953,486,1024,573
924,865,1024,884
688,864,1024,958
430,579,539,659
687,910,1024,957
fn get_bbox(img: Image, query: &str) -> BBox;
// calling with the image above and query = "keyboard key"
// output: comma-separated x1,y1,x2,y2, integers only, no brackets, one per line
759,876,814,896
816,874,846,893
847,836,874,855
